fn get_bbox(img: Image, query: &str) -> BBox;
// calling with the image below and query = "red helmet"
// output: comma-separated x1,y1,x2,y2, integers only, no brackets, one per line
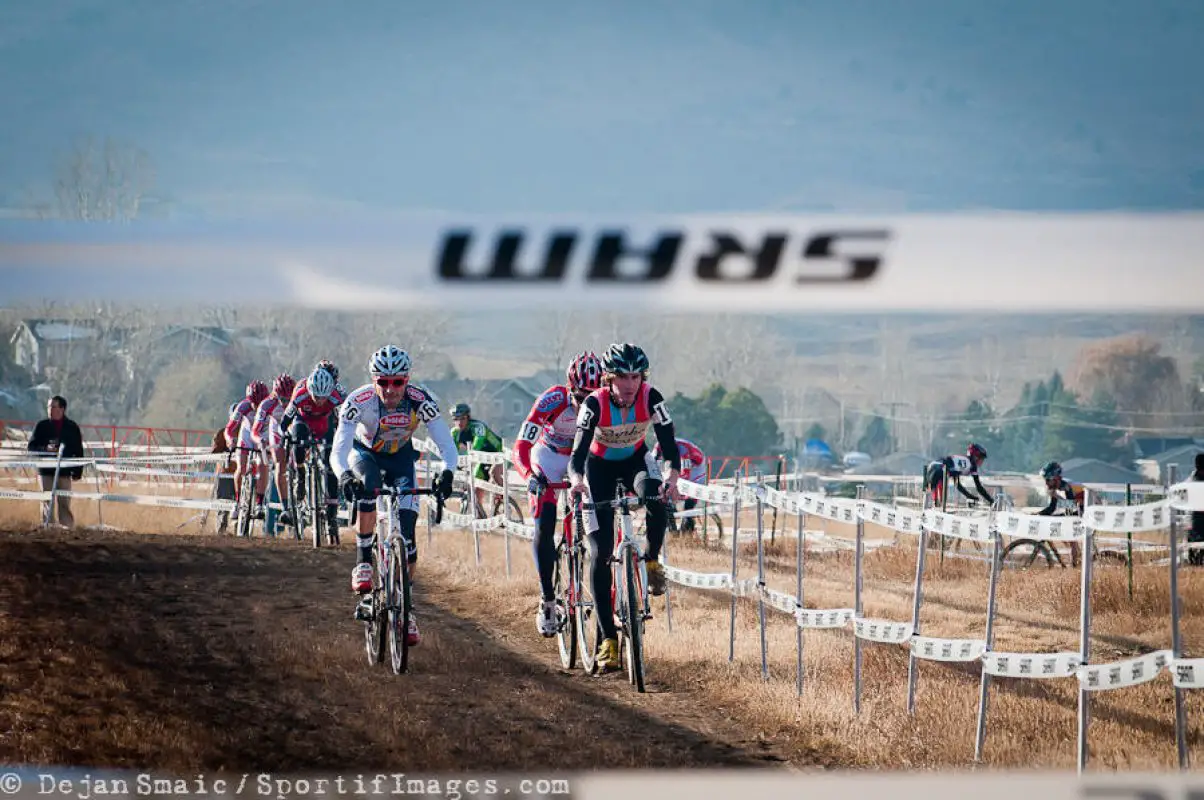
246,380,269,406
567,351,603,394
273,373,296,399
968,443,988,462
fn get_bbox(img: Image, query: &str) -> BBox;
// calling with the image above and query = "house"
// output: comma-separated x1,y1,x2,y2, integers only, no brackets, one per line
1129,436,1199,460
1134,443,1201,483
1058,457,1147,487
422,377,542,441
843,451,930,477
10,319,108,379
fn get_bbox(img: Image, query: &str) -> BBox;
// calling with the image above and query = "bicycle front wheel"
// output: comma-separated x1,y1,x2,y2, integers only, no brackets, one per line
387,542,412,675
622,545,646,692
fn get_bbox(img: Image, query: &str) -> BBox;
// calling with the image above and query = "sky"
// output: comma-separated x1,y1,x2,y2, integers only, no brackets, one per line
0,0,1202,219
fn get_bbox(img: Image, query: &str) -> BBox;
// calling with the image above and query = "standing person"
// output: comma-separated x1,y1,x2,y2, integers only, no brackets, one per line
1189,453,1204,567
26,395,85,527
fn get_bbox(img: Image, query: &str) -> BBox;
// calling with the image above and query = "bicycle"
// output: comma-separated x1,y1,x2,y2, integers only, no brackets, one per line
234,446,263,539
998,494,1091,570
577,472,662,693
351,480,445,675
305,439,339,548
282,441,305,542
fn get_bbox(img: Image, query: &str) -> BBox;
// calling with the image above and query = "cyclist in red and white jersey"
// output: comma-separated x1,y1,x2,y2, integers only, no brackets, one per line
653,436,708,533
568,342,680,671
329,345,459,644
224,379,269,517
513,350,604,638
281,362,348,535
252,373,296,525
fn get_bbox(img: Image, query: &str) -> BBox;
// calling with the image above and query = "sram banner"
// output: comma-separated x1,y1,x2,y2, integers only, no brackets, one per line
2,211,1203,311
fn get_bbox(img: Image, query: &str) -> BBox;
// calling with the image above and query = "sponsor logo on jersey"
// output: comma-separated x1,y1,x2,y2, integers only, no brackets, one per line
381,412,411,427
352,388,374,403
406,385,425,402
538,389,565,413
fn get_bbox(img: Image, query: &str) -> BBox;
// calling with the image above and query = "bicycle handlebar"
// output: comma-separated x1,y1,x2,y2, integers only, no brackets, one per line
349,484,447,526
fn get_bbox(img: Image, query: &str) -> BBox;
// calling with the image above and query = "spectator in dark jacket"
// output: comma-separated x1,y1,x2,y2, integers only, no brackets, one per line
1189,453,1204,567
26,395,85,527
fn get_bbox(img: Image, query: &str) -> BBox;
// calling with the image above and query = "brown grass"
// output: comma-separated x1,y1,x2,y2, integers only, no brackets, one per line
2,497,1202,773
421,516,1204,772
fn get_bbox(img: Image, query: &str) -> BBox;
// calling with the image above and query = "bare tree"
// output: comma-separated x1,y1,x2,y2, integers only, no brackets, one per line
49,135,155,222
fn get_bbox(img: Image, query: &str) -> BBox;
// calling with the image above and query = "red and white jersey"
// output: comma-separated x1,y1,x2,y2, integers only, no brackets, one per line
224,396,260,448
513,384,579,478
282,376,348,439
655,436,705,471
252,394,288,449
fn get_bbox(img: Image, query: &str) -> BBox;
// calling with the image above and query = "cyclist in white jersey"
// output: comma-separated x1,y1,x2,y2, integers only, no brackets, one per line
329,344,458,645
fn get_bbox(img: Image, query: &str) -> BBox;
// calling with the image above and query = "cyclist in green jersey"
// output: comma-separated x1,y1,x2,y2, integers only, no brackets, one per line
451,402,505,515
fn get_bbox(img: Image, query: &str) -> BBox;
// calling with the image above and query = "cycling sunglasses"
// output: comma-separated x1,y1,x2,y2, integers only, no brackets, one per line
375,377,407,388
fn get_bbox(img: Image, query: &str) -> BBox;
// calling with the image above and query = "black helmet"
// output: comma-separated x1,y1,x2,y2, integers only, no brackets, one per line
602,342,649,375
1041,461,1062,480
451,402,471,418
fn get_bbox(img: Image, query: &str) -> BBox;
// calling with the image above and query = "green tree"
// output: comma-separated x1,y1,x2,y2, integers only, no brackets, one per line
804,422,827,441
143,358,242,431
856,414,893,458
661,383,781,457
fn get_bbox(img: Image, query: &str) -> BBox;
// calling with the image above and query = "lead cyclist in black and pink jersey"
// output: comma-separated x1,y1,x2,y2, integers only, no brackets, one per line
567,342,681,672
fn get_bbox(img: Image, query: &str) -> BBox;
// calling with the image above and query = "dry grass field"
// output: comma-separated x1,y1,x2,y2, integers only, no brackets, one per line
2,476,1202,773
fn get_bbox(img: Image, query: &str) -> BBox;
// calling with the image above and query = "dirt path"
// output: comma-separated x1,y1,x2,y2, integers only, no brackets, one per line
0,526,794,771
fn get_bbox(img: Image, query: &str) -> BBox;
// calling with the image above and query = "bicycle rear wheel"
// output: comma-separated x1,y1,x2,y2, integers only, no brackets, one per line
622,545,646,692
387,541,412,675
554,536,578,670
236,467,255,538
309,454,326,549
364,564,386,666
1001,539,1060,569
286,461,303,541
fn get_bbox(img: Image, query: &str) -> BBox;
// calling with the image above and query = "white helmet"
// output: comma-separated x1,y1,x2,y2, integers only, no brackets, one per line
368,344,411,377
308,365,336,400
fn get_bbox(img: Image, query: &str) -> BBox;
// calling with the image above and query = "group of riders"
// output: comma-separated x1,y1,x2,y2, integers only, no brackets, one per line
220,340,1094,673
923,443,1088,565
221,342,710,673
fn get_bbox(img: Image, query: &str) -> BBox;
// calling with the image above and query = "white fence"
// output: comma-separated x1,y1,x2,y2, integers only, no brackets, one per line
3,437,1204,774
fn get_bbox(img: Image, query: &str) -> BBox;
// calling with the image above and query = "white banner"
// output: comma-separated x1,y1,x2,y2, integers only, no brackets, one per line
1169,480,1204,512
1077,650,1172,691
1083,501,1172,533
921,510,993,542
910,636,988,663
797,608,855,629
853,617,914,644
5,212,1204,311
857,500,923,535
994,511,1084,541
981,652,1083,679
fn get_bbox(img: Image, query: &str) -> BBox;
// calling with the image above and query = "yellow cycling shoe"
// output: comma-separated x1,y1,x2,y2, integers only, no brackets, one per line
596,637,621,671
645,560,667,596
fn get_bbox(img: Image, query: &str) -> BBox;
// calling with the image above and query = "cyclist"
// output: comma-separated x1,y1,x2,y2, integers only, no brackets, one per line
251,373,297,526
513,350,604,638
1038,460,1085,567
568,342,680,671
329,344,458,645
450,402,506,516
223,379,270,520
653,436,707,534
1189,453,1204,567
281,364,348,536
923,443,994,509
